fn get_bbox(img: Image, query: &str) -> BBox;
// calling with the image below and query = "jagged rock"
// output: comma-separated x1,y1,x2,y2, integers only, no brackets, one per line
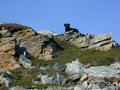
65,59,84,74
40,74,60,84
0,24,56,60
19,55,32,69
13,29,56,60
84,66,120,83
0,73,13,87
0,36,20,70
38,30,58,36
58,31,119,50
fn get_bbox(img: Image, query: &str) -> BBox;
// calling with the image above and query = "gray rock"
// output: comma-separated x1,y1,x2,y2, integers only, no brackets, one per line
65,59,84,74
74,85,88,90
84,66,120,81
0,73,13,87
56,73,64,84
38,30,58,36
41,74,49,84
19,55,32,69
40,74,60,84
53,63,65,72
40,66,50,71
67,74,81,82
58,31,119,50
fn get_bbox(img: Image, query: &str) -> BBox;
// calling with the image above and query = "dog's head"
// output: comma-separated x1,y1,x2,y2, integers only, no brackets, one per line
64,23,70,28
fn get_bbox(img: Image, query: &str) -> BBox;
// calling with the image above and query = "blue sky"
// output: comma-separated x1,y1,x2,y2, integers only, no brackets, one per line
0,0,120,43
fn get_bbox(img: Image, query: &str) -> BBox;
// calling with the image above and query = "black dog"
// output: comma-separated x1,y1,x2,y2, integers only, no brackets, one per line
64,24,79,32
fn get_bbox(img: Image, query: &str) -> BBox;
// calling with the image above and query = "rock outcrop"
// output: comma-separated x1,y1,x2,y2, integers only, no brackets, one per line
13,29,56,60
0,33,20,70
0,24,56,70
38,30,58,36
58,30,119,50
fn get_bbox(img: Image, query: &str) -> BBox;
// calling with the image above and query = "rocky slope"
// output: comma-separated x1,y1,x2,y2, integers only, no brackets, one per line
0,23,120,90
58,30,119,50
0,23,56,70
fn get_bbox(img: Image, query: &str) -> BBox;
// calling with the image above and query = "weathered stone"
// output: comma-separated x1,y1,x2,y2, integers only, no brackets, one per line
40,74,60,84
65,59,84,74
13,29,56,60
19,55,32,69
41,75,48,84
38,30,58,36
0,73,13,87
58,31,119,50
90,34,111,44
67,74,81,82
84,66,120,82
0,37,19,70
56,73,64,84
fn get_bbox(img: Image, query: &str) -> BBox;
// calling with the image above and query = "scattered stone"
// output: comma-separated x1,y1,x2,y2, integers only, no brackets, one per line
19,55,32,69
65,59,84,74
0,73,13,87
84,66,120,82
0,36,20,70
56,73,64,84
74,85,88,90
53,63,65,72
13,29,56,60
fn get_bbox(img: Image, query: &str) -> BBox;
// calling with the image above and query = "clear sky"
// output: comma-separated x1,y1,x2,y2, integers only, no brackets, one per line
0,0,120,43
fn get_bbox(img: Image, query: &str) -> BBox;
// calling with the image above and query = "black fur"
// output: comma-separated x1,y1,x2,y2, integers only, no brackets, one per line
64,24,79,32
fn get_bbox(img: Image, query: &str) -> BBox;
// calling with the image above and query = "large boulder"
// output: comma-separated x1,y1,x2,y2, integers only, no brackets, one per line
58,31,119,50
65,59,84,74
0,24,57,70
84,66,120,82
0,24,56,60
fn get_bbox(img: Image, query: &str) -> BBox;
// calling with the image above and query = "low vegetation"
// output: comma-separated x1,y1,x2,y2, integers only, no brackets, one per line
6,38,120,88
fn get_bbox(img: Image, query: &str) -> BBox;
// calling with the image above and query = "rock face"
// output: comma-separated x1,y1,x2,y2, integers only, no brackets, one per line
19,55,32,69
0,24,56,70
84,66,120,82
58,31,119,50
38,30,58,36
0,35,19,70
13,29,56,60
65,59,84,74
